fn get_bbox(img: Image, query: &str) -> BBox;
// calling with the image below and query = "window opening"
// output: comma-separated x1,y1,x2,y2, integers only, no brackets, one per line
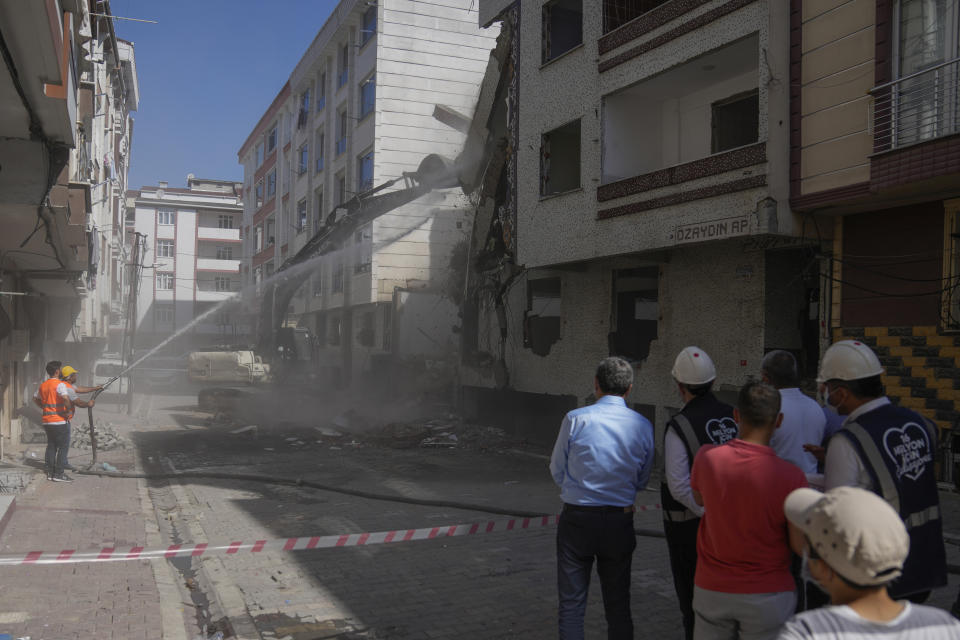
609,267,659,361
541,119,581,196
360,74,376,119
361,5,377,46
358,149,374,192
297,198,308,233
298,143,309,175
711,90,759,154
542,0,583,63
524,278,562,356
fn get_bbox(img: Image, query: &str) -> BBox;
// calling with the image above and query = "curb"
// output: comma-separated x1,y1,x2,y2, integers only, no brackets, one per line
0,495,16,539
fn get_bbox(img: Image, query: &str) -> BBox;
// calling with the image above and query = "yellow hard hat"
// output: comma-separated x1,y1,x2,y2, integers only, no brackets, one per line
61,365,78,377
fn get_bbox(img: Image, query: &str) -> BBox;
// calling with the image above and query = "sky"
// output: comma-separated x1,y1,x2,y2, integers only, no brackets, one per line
111,0,340,190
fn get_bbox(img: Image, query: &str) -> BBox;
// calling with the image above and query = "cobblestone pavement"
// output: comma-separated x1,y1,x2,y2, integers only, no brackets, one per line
133,393,960,640
0,400,185,640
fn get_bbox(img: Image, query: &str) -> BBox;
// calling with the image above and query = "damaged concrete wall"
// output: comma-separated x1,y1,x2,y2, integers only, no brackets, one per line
460,240,765,445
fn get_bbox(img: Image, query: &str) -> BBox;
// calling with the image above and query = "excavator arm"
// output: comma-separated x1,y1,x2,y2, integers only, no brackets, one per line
256,155,457,355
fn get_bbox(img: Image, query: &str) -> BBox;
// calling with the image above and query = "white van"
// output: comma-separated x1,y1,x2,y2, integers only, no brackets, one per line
91,357,131,394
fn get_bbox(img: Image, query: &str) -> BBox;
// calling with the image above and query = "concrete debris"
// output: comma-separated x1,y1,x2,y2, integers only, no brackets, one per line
420,433,458,448
71,421,129,451
230,425,258,435
373,415,513,452
314,426,342,437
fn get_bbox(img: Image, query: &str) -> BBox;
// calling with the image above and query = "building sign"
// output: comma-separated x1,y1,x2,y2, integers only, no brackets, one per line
671,215,751,245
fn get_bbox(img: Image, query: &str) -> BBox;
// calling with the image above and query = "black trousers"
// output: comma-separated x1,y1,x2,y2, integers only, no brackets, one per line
557,507,637,640
663,518,699,640
42,423,70,477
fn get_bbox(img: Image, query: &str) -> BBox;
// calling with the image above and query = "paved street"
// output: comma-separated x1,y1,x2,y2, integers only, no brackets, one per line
1,390,959,639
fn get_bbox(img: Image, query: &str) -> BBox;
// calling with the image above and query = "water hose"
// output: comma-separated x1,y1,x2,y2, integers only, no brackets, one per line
85,374,121,466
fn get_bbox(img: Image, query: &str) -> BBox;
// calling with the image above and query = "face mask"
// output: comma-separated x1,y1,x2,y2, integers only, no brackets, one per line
817,386,841,413
801,548,828,595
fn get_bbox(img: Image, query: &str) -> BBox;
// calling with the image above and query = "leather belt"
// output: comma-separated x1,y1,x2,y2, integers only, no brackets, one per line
563,503,635,513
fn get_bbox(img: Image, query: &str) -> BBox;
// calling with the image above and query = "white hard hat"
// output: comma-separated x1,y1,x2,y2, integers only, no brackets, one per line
672,346,716,385
816,340,884,383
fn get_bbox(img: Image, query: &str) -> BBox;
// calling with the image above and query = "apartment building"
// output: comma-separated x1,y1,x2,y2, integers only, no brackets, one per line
465,0,815,443
237,0,499,385
791,0,960,437
128,177,244,352
0,1,137,453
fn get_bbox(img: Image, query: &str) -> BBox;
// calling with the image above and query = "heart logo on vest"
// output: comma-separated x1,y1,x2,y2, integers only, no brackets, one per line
705,417,738,445
882,422,933,481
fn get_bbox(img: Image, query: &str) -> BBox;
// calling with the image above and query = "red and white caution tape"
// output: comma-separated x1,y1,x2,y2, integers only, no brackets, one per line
0,503,662,566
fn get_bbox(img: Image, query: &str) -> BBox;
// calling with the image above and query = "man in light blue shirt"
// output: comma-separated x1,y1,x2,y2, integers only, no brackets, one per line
550,356,655,640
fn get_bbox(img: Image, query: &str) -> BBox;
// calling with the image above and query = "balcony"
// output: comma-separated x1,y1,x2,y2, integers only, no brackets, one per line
601,34,759,185
196,258,240,273
870,57,960,153
197,226,240,242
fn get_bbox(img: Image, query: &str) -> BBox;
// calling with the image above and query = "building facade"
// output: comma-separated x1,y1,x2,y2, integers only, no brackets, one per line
467,0,818,444
237,0,499,386
791,0,960,437
128,177,244,354
0,0,137,453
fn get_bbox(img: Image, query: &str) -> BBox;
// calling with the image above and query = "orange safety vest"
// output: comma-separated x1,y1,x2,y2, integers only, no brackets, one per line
61,381,76,421
38,378,69,424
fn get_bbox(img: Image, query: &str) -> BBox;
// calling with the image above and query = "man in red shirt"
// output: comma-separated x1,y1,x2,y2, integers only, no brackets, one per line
690,381,807,640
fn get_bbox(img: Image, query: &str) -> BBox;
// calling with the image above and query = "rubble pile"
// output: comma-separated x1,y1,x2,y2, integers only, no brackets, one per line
71,421,129,451
372,415,515,452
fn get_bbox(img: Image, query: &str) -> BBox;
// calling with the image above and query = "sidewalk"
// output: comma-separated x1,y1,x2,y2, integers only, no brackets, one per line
0,409,182,640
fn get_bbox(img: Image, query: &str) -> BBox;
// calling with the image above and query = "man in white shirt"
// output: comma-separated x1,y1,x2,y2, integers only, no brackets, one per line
761,350,825,476
817,340,946,602
779,486,960,639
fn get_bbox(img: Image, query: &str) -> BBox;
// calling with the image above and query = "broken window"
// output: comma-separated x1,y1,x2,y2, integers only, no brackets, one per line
524,278,562,356
603,0,669,34
541,119,581,196
542,0,583,63
711,89,759,154
609,267,659,361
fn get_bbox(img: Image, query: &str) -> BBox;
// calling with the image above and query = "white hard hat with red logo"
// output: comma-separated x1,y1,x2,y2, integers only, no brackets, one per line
816,340,884,383
671,346,717,385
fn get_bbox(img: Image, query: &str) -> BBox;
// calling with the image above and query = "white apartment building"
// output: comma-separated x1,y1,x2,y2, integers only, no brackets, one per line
465,1,817,443
237,0,499,385
129,177,244,352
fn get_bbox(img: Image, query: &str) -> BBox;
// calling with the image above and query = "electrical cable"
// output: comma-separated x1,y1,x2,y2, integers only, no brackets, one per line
824,254,950,283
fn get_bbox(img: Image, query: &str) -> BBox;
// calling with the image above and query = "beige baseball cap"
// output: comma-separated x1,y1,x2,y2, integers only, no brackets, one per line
784,486,908,587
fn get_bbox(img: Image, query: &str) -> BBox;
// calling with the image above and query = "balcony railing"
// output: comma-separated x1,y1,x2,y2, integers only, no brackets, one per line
870,56,960,153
